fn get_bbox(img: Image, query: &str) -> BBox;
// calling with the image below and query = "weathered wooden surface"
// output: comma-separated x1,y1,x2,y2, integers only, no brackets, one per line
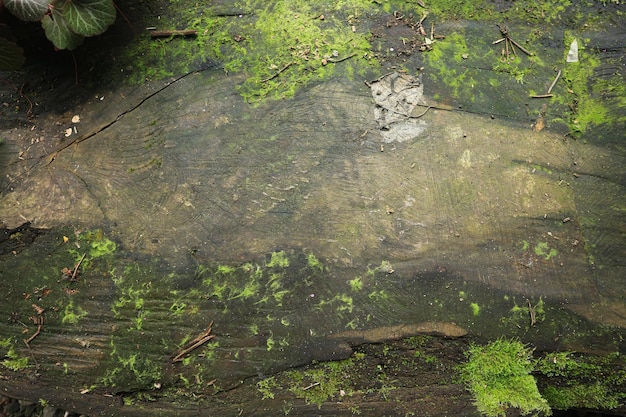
1,1,625,416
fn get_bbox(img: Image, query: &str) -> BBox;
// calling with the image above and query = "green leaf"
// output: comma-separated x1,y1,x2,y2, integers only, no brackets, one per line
4,0,50,21
0,37,25,70
64,0,116,37
42,8,84,50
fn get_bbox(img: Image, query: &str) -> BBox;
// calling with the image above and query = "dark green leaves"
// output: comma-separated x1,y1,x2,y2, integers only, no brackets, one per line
3,0,116,52
64,0,116,37
4,0,49,22
42,7,84,50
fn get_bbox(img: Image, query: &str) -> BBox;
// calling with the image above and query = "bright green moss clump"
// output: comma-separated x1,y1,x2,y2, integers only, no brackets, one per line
461,338,551,417
266,250,290,268
0,338,30,372
122,0,382,102
556,33,625,136
426,0,491,19
536,351,625,411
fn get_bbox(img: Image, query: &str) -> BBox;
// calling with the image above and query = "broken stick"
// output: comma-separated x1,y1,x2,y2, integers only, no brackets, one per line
150,29,198,38
547,69,561,94
261,61,294,83
530,69,561,98
527,299,537,327
71,253,86,282
171,321,215,363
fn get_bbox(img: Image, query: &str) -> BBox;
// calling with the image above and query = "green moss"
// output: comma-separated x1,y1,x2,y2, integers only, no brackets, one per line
534,242,558,260
266,333,275,351
306,253,323,271
316,293,354,315
257,376,279,399
426,0,491,20
100,346,162,388
536,351,625,411
502,297,546,328
543,383,620,410
470,302,481,316
266,250,290,268
405,335,433,349
62,300,88,325
349,277,363,291
113,284,148,316
169,301,187,317
460,338,551,417
216,264,236,275
1,339,30,371
504,0,571,23
121,0,383,102
80,229,117,258
367,290,388,302
555,33,622,136
285,358,358,408
424,32,478,99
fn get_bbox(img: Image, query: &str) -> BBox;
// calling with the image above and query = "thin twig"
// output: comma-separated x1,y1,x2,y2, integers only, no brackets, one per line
530,94,554,98
527,299,537,327
150,29,198,38
547,69,561,94
171,322,215,363
327,53,357,64
364,71,397,87
413,105,433,118
507,37,533,56
261,62,294,83
71,253,86,282
508,38,517,56
23,339,40,371
25,316,43,344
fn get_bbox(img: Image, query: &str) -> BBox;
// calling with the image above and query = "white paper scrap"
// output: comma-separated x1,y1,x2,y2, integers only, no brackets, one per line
566,39,578,63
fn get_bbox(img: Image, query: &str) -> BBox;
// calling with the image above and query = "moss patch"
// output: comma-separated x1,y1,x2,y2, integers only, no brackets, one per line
425,0,491,20
460,338,551,417
536,351,625,411
556,34,609,135
61,300,88,325
0,338,30,372
121,0,385,102
534,241,558,260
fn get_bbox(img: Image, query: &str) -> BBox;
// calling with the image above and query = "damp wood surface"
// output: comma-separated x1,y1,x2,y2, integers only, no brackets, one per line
1,0,625,416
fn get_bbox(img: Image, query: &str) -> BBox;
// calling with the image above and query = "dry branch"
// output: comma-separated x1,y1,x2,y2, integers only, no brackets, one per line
171,321,215,363
150,30,198,38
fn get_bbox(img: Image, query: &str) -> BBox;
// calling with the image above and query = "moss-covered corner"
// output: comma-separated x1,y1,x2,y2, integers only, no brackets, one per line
253,338,447,415
0,228,118,377
419,1,624,137
537,351,626,411
460,339,626,416
555,32,626,137
0,337,31,372
252,335,624,415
